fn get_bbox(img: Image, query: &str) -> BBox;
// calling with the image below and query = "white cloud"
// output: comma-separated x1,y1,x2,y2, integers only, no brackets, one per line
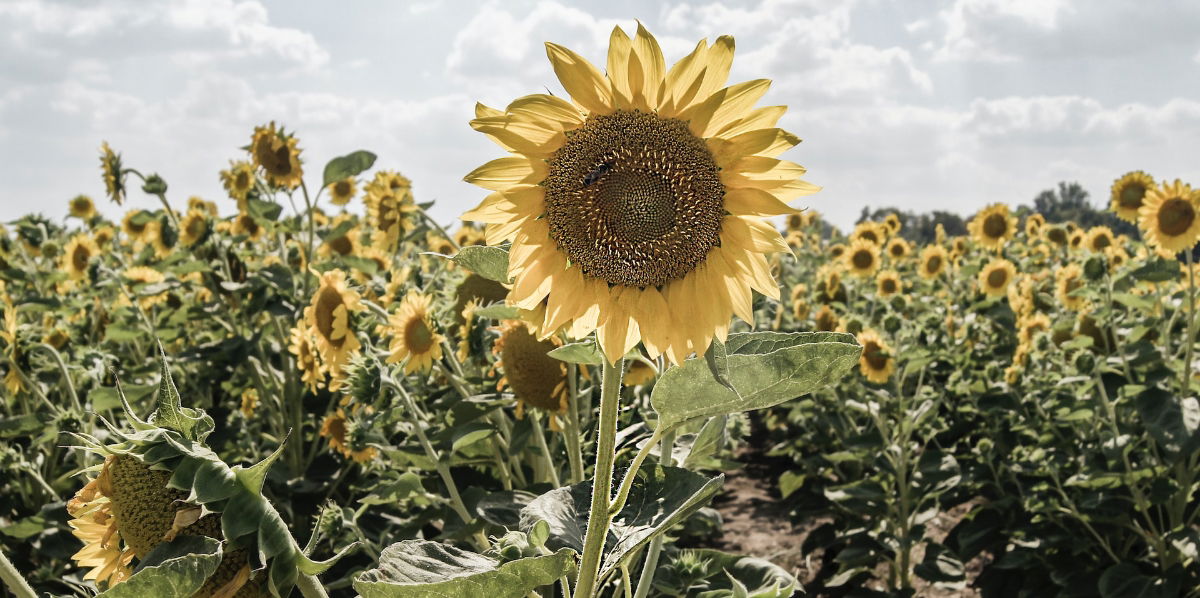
932,0,1072,62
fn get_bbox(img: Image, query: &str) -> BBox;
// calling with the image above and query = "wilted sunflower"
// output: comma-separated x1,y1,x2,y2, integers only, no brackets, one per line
305,269,363,375
494,319,569,422
968,203,1015,250
220,161,257,208
1043,224,1068,247
856,329,894,384
383,291,443,375
1024,213,1045,237
850,222,884,246
918,245,948,279
1111,171,1155,223
978,258,1016,297
1085,226,1114,253
289,323,324,393
249,122,303,189
1139,179,1200,255
327,176,357,206
62,234,99,280
876,270,901,297
884,237,910,260
69,195,97,220
99,142,125,204
844,239,880,277
1056,263,1086,311
462,24,817,364
178,209,209,247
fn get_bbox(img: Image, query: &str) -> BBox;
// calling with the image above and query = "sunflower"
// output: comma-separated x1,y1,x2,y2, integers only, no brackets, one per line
1068,229,1085,251
1024,213,1045,237
828,243,847,260
239,389,258,418
624,359,657,386
99,142,125,204
876,270,902,297
814,304,839,332
188,196,219,217
817,264,843,300
93,226,115,247
122,266,167,309
1007,275,1036,317
383,291,443,375
178,209,209,247
304,269,363,375
462,24,817,364
1018,313,1051,345
844,239,880,277
884,237,910,260
791,297,810,320
1085,226,1114,252
120,210,151,243
1139,179,1200,255
66,474,135,588
785,213,805,232
327,176,357,206
220,161,257,208
454,224,486,248
320,407,377,463
69,195,97,220
145,220,175,258
425,232,456,258
1105,246,1129,271
856,329,895,384
918,245,949,279
62,234,99,280
365,190,417,252
249,122,303,189
850,222,884,246
968,203,1015,250
1043,225,1068,247
950,236,968,259
883,213,902,235
1056,263,1086,311
978,258,1016,297
494,320,569,421
289,323,324,393
230,212,265,242
320,220,361,258
1111,171,1155,223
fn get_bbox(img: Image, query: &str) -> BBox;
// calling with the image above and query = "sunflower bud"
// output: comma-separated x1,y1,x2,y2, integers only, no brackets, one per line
883,314,902,334
1083,256,1107,281
1073,350,1096,373
890,295,908,311
488,530,540,563
141,173,168,195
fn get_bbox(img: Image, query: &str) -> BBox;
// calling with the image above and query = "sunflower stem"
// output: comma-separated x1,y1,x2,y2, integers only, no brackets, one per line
564,362,585,484
0,550,36,598
300,180,317,304
532,410,562,488
1182,250,1196,396
632,428,675,598
608,427,666,516
417,206,462,251
574,357,624,598
296,573,329,598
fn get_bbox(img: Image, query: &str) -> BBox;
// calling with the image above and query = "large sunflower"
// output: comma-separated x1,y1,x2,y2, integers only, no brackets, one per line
978,258,1016,297
918,245,948,279
462,25,817,364
304,270,363,375
968,203,1015,251
1139,179,1200,255
383,291,444,375
844,239,880,277
220,161,257,209
1111,171,1155,223
884,237,910,261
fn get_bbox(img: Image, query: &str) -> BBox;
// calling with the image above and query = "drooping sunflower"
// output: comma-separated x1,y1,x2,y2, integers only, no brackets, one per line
249,122,303,189
828,243,847,260
850,222,885,246
494,319,569,422
876,270,902,297
1111,170,1155,223
813,304,839,332
62,234,99,280
230,211,265,242
69,195,97,220
327,176,357,206
382,291,444,375
978,258,1016,297
66,472,135,587
304,269,363,375
918,245,949,279
1056,263,1086,311
145,219,175,258
320,407,377,464
1085,226,1114,252
220,161,257,208
462,24,817,364
178,209,209,247
968,203,1015,250
1138,179,1200,255
99,142,125,204
884,237,910,261
1068,229,1085,251
844,239,880,277
624,359,658,387
856,329,895,384
364,189,417,252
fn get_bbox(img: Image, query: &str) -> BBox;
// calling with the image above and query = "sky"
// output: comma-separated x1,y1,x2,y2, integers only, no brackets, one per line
1,0,1199,232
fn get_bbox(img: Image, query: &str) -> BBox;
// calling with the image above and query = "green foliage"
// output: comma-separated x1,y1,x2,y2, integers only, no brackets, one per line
353,541,574,598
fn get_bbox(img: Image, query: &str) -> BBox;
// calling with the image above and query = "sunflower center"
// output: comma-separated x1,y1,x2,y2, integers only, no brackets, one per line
404,317,435,354
314,287,346,347
982,213,1008,239
334,180,352,196
987,268,1008,288
890,243,905,257
881,279,897,294
72,244,90,272
235,171,251,191
328,235,353,256
1047,228,1067,245
1091,234,1111,250
925,255,942,273
851,250,874,270
500,324,565,412
543,110,724,288
1157,197,1196,237
863,340,888,370
1119,184,1145,209
256,137,293,177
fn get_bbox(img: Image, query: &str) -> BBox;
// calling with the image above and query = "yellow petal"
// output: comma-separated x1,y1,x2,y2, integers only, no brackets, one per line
697,36,735,101
464,157,547,191
662,39,709,116
722,215,790,254
631,22,666,109
716,105,787,137
507,94,585,129
606,26,634,110
471,115,565,157
725,187,801,216
708,128,801,168
475,102,503,118
685,79,771,139
545,42,613,114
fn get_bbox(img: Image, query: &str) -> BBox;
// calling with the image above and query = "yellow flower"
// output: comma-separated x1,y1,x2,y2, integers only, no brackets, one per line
876,270,902,297
383,291,443,375
856,329,895,384
454,224,486,248
1043,224,1068,247
883,213,902,235
918,245,949,279
1068,229,1085,251
494,320,568,419
188,196,219,217
364,181,417,252
850,222,885,246
178,209,209,247
884,237,910,261
304,270,363,376
219,161,257,208
1084,226,1114,253
462,24,816,364
817,264,843,300
1024,213,1045,237
844,239,880,277
1056,263,1086,311
1138,179,1200,255
319,220,361,258
94,226,115,247
67,472,135,588
828,243,847,260
623,359,658,386
814,304,839,332
249,122,303,189
120,210,151,243
978,258,1016,297
230,212,265,242
1111,170,1155,223
145,220,175,258
327,177,357,206
289,323,324,393
69,195,97,219
968,203,1015,251
1018,313,1050,345
1105,246,1129,271
99,142,125,204
62,234,99,280
320,408,377,463
239,389,258,417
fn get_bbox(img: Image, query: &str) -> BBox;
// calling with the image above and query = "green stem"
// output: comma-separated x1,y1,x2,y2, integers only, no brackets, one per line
532,411,562,488
574,358,624,598
609,427,666,516
0,550,36,598
564,362,585,484
417,206,462,251
296,573,330,598
631,428,676,598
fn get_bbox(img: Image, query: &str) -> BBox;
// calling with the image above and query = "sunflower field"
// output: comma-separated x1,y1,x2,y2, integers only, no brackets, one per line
3,24,1200,598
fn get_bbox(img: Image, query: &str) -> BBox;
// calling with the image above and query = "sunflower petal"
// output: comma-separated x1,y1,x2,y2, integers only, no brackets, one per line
726,187,801,216
684,79,771,139
632,22,666,109
546,42,613,114
464,157,547,191
606,26,634,110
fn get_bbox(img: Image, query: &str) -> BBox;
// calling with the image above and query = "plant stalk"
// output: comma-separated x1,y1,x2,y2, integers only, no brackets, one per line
0,550,36,598
574,358,624,598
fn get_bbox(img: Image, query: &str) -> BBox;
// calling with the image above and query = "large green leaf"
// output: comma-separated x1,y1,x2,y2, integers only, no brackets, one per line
353,541,574,598
660,549,799,598
519,465,723,576
651,332,860,429
322,150,377,187
450,246,511,284
97,536,222,598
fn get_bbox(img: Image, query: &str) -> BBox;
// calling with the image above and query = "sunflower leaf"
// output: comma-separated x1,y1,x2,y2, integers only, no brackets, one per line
651,332,860,429
97,536,222,598
450,246,511,283
353,540,574,598
322,150,378,188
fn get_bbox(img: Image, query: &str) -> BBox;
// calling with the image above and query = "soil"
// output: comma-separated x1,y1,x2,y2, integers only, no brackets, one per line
706,442,989,597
